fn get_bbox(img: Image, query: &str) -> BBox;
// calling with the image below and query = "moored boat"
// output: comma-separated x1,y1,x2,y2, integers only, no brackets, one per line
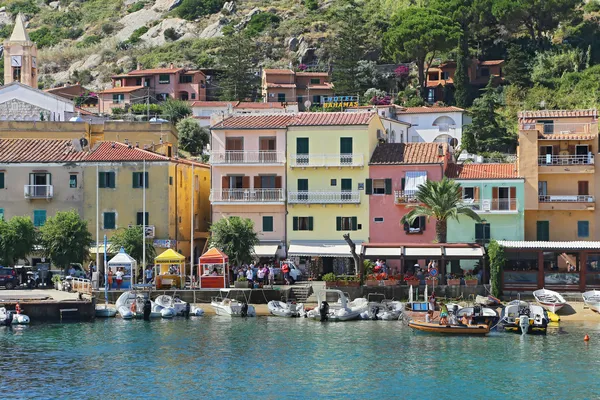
582,290,600,313
0,307,29,324
268,300,304,317
306,290,361,321
408,321,490,335
533,288,567,313
211,289,256,317
95,306,117,318
115,291,161,319
501,300,548,334
155,294,190,316
456,305,500,327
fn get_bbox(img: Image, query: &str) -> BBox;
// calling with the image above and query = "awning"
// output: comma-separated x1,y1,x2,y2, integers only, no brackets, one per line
288,244,362,257
404,247,442,257
155,248,185,264
444,247,485,257
404,171,427,195
253,245,279,257
364,247,402,257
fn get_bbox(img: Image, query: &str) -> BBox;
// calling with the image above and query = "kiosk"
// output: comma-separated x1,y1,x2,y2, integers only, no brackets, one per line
199,247,229,288
107,247,136,289
155,249,185,289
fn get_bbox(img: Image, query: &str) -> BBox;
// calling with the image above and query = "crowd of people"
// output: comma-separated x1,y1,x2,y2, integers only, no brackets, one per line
232,263,277,286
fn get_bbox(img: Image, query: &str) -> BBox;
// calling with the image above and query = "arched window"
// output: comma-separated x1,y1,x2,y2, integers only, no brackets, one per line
432,116,456,132
434,134,452,144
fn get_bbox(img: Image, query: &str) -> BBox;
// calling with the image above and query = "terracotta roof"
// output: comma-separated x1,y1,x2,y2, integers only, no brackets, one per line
236,102,291,109
518,109,597,119
212,115,297,129
86,142,169,162
445,163,520,179
75,107,95,116
99,86,145,94
426,81,448,87
0,139,90,163
263,69,294,75
369,143,447,165
398,106,464,114
191,101,238,107
479,60,504,66
296,72,330,77
128,68,183,75
307,83,334,90
538,134,596,140
266,83,296,88
290,112,374,126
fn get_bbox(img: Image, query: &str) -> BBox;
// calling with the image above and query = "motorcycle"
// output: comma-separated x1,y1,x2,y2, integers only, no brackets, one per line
62,276,73,292
26,271,40,289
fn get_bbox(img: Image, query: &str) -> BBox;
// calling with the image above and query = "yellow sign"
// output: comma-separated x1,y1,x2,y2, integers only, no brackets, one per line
323,101,359,108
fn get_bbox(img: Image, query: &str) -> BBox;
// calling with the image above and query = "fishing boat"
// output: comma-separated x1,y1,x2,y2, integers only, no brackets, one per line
408,321,490,335
583,290,600,313
306,290,361,321
268,301,304,317
501,300,548,334
456,305,500,327
0,307,29,324
211,289,256,317
533,288,567,313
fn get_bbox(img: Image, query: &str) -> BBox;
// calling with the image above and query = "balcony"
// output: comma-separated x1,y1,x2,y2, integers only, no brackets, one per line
394,190,420,204
24,185,53,199
210,188,285,204
521,122,596,135
538,195,595,211
210,151,285,165
538,155,595,174
460,198,519,213
289,153,364,168
288,191,360,204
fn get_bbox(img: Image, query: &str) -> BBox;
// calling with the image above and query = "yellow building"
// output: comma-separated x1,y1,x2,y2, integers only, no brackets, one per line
286,112,384,274
518,109,599,240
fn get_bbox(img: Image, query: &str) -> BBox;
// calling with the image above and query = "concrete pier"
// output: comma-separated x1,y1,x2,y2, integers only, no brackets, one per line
0,290,95,322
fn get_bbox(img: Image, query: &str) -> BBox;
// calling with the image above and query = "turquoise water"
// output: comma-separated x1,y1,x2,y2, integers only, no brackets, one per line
2,317,600,399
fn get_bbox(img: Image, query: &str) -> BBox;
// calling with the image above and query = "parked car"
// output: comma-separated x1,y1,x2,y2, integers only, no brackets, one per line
49,263,87,278
0,266,18,290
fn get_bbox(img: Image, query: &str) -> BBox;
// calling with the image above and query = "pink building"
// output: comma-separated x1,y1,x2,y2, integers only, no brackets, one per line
367,142,450,270
98,64,207,114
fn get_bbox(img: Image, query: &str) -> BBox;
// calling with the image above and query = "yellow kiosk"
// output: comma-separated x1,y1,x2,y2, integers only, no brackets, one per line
155,249,185,289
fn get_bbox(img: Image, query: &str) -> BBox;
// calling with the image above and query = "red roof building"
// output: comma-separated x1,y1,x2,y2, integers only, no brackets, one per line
261,68,334,110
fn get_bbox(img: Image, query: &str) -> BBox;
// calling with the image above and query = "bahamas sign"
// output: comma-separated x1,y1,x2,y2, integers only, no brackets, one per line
322,96,359,108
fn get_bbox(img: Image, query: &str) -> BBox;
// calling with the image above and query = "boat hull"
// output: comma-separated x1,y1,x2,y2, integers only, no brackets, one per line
211,302,256,317
95,307,117,318
408,321,490,335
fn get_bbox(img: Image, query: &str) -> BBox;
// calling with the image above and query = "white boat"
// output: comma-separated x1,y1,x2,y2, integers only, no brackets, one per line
115,291,161,319
0,307,30,324
533,288,567,313
268,301,304,317
151,301,176,318
365,301,404,320
95,305,117,318
306,290,361,321
211,289,256,317
155,294,189,316
582,290,600,313
456,305,500,327
501,300,548,334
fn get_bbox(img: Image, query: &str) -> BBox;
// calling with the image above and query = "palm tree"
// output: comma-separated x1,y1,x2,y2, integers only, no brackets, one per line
401,177,481,243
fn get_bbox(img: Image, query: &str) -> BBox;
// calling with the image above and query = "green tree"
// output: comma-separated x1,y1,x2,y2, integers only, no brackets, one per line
176,118,209,155
453,34,471,108
108,226,156,266
176,0,225,21
503,43,532,88
488,240,505,297
38,210,93,270
401,178,481,243
161,99,191,124
384,8,460,100
218,34,259,101
0,216,36,266
209,217,259,266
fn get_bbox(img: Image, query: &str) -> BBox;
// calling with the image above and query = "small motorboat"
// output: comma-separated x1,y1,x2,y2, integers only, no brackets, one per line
501,300,548,335
363,300,404,321
115,291,161,319
151,301,176,318
534,288,567,313
0,307,30,325
155,294,190,316
268,300,304,317
211,289,256,317
456,305,500,327
306,290,361,321
583,290,600,313
408,321,490,335
95,305,117,318
190,306,205,316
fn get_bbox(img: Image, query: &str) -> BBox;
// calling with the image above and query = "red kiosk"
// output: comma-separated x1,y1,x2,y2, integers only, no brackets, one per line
199,247,229,288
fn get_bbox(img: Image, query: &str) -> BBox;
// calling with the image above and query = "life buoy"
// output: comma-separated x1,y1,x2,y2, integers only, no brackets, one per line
15,303,21,314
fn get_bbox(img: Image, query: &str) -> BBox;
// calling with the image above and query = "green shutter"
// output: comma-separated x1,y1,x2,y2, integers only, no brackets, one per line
104,212,116,229
33,210,46,227
98,172,106,188
0,172,4,189
384,179,392,195
336,217,342,231
578,221,589,238
401,178,406,190
484,224,491,241
475,223,483,241
263,216,273,232
308,217,314,231
351,217,357,231
137,212,149,226
297,138,309,154
365,179,372,195
340,137,353,153
133,172,139,188
0,208,4,220
341,179,352,191
293,216,298,231
144,172,149,188
536,221,549,241
298,179,308,191
108,172,115,188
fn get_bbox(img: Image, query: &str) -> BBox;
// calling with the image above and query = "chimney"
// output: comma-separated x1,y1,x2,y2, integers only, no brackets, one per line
438,144,444,156
170,63,174,69
137,63,142,70
135,141,139,148
124,138,129,145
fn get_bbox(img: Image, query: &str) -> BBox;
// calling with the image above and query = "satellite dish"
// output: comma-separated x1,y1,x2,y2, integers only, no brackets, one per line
71,138,82,151
304,100,312,109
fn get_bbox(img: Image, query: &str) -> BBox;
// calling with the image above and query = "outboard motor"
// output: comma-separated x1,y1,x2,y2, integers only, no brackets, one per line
451,305,459,324
473,305,482,317
371,306,380,321
143,300,152,321
1,311,12,327
241,302,248,318
319,301,329,322
519,315,530,334
184,302,191,318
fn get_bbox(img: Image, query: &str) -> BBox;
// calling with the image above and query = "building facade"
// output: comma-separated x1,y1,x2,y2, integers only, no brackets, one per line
261,69,333,109
517,109,598,241
3,13,38,88
192,101,298,127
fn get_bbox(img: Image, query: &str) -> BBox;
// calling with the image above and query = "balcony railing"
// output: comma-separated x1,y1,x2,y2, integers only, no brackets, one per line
521,122,594,134
539,195,595,203
210,151,285,164
538,155,594,166
24,185,53,199
394,190,419,204
288,191,360,204
289,153,364,168
209,188,284,203
461,198,518,212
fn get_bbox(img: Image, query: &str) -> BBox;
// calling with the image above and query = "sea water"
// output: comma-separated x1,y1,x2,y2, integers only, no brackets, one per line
1,317,600,399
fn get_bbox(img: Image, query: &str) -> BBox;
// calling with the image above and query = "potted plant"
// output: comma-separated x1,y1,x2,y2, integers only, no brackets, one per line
322,272,337,288
52,274,62,291
447,273,460,286
344,276,360,287
405,275,420,286
365,274,379,287
464,274,478,286
384,275,398,286
235,276,249,289
425,276,438,286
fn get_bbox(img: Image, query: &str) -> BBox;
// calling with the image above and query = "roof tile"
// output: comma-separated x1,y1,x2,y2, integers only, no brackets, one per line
0,139,89,163
99,86,145,94
86,142,169,162
191,101,238,107
263,69,294,75
539,134,595,140
290,112,374,126
211,114,297,129
398,106,465,114
369,143,447,165
445,163,520,179
518,109,597,119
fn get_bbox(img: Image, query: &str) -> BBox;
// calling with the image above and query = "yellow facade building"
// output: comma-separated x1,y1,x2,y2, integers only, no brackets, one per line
518,109,599,241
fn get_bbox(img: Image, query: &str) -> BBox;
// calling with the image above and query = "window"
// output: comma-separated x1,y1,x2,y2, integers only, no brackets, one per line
13,67,21,82
98,172,116,188
277,93,286,102
372,179,385,195
0,172,4,189
179,75,193,83
310,78,320,84
191,93,196,100
373,217,384,223
463,187,475,199
136,212,149,226
103,212,116,230
132,172,149,188
293,216,313,231
539,120,554,135
180,92,189,101
69,174,77,188
135,78,142,86
404,216,426,234
538,181,547,197
578,221,590,238
441,71,450,80
330,179,337,186
0,208,4,220
33,210,46,227
312,95,321,104
427,88,435,103
537,221,550,241
369,179,392,195
157,93,169,101
169,176,173,185
578,181,589,196
480,67,490,77
159,74,170,84
112,94,124,104
262,216,273,232
475,223,491,244
336,216,357,231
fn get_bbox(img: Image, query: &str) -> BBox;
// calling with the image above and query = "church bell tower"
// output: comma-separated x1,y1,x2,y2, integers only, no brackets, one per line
3,13,38,88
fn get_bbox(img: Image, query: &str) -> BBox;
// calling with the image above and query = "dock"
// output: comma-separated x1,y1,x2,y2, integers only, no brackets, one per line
0,289,96,322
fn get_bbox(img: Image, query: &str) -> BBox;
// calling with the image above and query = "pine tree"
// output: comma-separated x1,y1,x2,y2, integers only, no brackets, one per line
453,34,471,108
503,43,532,88
218,33,259,101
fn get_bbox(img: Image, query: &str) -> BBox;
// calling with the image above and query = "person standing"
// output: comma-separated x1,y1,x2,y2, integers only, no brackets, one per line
107,269,113,290
257,264,265,286
145,266,153,284
268,264,275,286
115,268,124,290
282,263,290,285
246,266,254,284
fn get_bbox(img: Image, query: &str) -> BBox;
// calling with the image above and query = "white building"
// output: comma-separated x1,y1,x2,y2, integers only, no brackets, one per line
191,101,299,127
0,82,75,121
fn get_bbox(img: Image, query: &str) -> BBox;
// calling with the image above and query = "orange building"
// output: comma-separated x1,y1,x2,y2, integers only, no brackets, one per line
261,69,333,109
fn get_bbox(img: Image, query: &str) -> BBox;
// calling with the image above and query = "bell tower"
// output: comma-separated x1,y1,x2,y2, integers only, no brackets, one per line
3,13,38,87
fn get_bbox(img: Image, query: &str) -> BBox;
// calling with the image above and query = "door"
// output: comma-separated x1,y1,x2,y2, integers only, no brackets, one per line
296,138,309,165
578,181,589,201
340,137,353,165
498,187,509,210
537,221,550,241
538,181,547,201
259,137,276,162
30,173,49,197
298,179,308,201
225,137,244,163
576,145,589,164
341,178,352,201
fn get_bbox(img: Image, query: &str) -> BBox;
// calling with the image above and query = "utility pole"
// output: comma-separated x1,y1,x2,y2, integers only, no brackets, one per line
146,86,150,121
190,163,194,287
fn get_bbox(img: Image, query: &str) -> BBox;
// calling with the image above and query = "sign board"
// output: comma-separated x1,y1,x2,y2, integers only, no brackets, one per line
429,268,438,277
322,96,358,108
153,239,177,249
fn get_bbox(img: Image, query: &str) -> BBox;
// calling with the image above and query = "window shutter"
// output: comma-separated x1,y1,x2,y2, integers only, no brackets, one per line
401,178,406,190
242,176,250,188
475,223,483,240
420,216,426,231
108,172,115,188
474,186,480,200
144,172,149,188
351,217,358,231
98,172,105,188
492,187,499,200
484,224,491,241
133,172,139,188
552,145,559,155
578,181,589,195
539,146,546,156
365,179,372,195
308,217,314,231
254,176,261,189
568,145,575,154
222,176,230,189
0,172,4,189
293,216,298,231
275,176,282,188
510,187,516,210
336,217,342,231
384,179,392,195
403,222,409,232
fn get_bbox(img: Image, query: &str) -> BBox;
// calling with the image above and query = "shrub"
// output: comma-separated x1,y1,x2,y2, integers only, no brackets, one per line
71,69,93,85
7,0,39,17
164,27,180,41
176,0,225,21
245,12,281,37
129,25,149,44
305,0,318,11
584,0,600,13
101,23,115,35
76,35,101,48
130,103,163,115
0,24,13,39
128,1,146,13
65,27,84,40
322,273,336,282
30,27,62,48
